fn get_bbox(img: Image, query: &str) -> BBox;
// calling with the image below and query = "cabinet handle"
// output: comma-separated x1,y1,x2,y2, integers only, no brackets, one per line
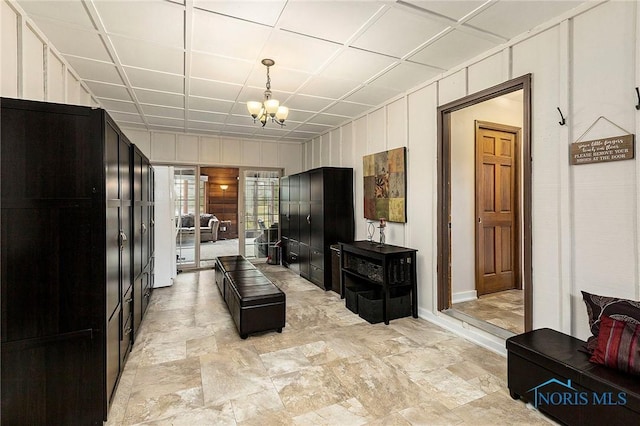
125,297,133,304
150,219,155,227
144,292,151,298
119,230,128,251
307,215,311,224
142,223,147,234
124,327,132,336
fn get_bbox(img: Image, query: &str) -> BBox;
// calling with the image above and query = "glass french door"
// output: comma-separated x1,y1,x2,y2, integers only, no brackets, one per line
240,170,281,259
174,166,200,269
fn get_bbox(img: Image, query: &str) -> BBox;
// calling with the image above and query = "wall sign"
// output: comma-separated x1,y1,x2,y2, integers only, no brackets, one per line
569,134,634,165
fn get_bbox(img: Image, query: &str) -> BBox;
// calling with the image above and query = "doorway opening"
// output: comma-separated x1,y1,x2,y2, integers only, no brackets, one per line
437,74,532,336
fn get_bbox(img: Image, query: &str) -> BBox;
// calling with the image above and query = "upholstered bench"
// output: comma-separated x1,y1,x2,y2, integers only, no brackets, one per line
507,328,640,425
214,255,256,298
214,256,285,339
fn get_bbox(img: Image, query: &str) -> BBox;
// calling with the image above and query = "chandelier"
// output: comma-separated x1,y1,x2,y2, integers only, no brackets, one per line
247,59,289,127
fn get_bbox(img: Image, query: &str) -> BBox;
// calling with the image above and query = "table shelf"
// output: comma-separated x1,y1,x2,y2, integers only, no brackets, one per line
339,241,418,324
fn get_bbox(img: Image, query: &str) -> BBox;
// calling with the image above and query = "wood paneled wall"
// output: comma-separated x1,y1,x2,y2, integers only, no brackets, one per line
201,167,239,239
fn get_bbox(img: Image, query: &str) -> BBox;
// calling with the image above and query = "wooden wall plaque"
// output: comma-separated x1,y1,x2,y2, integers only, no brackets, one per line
570,134,634,165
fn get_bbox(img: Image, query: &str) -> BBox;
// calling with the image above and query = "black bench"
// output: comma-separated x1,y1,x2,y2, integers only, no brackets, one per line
507,328,640,425
214,255,285,339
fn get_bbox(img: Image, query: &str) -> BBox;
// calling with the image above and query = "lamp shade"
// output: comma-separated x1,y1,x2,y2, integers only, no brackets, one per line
220,184,229,190
264,98,280,117
247,101,262,118
275,106,289,123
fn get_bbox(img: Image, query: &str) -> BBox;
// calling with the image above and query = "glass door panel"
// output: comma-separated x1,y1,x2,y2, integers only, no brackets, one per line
174,166,198,268
242,170,281,259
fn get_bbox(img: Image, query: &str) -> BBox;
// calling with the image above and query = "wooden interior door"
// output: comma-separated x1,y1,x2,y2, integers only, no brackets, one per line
475,121,520,296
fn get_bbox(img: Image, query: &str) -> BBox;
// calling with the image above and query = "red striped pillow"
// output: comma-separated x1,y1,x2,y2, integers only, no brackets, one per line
590,315,640,375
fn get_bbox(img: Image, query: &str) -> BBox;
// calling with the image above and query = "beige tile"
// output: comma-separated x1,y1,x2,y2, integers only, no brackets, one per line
271,365,352,416
108,265,554,426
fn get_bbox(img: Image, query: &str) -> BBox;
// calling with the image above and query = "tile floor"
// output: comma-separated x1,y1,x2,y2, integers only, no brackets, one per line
107,264,553,425
453,290,525,335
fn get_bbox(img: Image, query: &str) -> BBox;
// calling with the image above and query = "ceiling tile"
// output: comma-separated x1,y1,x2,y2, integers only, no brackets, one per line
96,0,184,48
85,81,131,101
292,123,333,133
226,114,259,126
99,98,139,114
188,110,227,123
65,57,123,85
283,94,335,113
307,113,350,126
141,104,185,119
259,30,341,74
190,78,242,101
193,0,286,26
320,47,396,82
298,75,361,99
19,1,96,29
124,67,184,93
409,28,497,69
283,131,316,140
192,9,270,58
135,89,184,108
146,116,185,127
276,109,315,123
369,62,440,92
32,20,111,61
245,65,310,94
111,36,184,75
188,96,234,114
344,85,401,106
466,1,584,39
190,53,252,83
352,7,448,58
323,101,372,117
188,121,226,132
403,1,486,21
278,0,383,44
148,124,185,133
109,112,144,124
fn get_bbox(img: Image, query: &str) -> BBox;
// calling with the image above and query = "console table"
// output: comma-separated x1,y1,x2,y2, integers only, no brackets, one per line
339,241,418,324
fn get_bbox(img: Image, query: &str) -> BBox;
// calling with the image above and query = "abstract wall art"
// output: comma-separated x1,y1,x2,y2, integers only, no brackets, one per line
363,146,407,223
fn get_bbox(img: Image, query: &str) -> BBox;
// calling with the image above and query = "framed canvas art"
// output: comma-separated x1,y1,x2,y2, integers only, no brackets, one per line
363,147,406,223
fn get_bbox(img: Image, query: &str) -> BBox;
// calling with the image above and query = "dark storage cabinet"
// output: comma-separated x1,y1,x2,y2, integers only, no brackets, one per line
0,98,154,424
280,167,354,290
339,241,418,324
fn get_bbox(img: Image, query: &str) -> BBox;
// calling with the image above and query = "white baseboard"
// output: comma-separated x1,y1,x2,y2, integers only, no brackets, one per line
452,290,477,304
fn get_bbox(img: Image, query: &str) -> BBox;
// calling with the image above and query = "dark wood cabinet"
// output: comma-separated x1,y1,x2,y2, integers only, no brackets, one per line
339,241,418,324
0,97,153,424
280,167,354,290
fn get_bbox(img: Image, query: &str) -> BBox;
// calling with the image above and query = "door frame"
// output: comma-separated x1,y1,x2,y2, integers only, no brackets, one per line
475,121,521,296
437,74,532,332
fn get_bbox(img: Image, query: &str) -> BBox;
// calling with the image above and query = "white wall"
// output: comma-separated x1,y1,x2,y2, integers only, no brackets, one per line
450,95,523,300
303,1,640,351
1,1,97,106
122,128,304,175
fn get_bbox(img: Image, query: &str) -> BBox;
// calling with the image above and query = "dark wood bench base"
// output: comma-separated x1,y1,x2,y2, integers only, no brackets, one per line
214,256,285,339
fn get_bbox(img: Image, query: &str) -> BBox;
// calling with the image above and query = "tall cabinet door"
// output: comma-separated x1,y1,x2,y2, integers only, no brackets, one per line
118,134,132,363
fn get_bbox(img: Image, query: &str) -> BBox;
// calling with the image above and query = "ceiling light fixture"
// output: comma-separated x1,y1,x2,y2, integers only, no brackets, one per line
247,59,289,127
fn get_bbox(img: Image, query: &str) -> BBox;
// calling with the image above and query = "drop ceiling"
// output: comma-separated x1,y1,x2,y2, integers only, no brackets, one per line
16,0,586,142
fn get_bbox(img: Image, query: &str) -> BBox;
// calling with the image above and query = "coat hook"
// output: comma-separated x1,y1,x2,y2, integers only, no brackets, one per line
557,107,566,125
635,87,640,110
